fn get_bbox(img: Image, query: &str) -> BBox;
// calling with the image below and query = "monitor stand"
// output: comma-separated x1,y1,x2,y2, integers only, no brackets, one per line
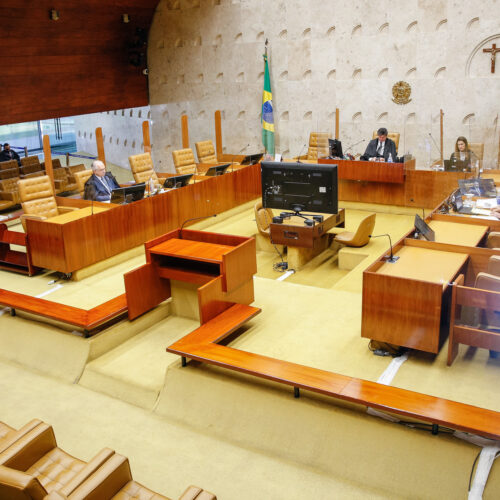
271,204,324,226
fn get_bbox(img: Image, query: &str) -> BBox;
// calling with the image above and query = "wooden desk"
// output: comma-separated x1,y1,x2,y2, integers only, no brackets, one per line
124,228,257,323
47,206,109,224
362,245,469,352
426,220,488,247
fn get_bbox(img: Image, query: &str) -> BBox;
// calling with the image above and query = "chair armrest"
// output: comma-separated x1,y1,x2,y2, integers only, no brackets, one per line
178,485,217,500
487,232,500,249
59,447,115,496
0,191,14,201
0,419,43,453
0,465,48,499
57,206,80,213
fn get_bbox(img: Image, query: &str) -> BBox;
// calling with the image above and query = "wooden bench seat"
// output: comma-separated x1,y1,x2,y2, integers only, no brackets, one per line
0,290,127,335
168,304,500,440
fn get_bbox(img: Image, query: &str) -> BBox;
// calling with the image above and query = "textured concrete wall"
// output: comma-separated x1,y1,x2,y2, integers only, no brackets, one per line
148,0,500,172
74,107,151,169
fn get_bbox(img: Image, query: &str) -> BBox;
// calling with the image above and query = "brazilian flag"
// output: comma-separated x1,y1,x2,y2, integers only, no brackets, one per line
262,53,275,155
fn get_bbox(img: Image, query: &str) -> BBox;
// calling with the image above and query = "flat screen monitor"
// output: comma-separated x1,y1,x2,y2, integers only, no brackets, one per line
110,183,145,204
205,163,230,176
414,214,435,241
261,161,338,214
163,174,193,189
241,153,263,165
328,139,343,158
458,178,496,198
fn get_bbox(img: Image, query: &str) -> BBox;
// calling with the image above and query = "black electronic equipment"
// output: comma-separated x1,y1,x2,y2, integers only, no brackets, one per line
163,174,193,189
204,163,231,176
458,178,496,198
444,159,469,172
110,183,146,204
261,161,338,219
328,139,343,158
414,214,435,241
240,153,264,165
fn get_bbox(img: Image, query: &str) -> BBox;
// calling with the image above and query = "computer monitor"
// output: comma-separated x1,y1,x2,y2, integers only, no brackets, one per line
414,214,435,241
328,139,343,158
110,183,146,204
204,164,230,176
163,174,193,189
240,153,263,165
261,161,338,214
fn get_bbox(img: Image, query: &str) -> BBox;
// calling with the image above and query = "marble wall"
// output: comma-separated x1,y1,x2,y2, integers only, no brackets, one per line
147,0,500,172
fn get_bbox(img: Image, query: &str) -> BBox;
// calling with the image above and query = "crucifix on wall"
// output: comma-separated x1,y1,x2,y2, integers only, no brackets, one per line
483,43,500,73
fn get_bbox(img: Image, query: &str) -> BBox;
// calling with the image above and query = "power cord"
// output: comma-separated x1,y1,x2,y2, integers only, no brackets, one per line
468,450,500,493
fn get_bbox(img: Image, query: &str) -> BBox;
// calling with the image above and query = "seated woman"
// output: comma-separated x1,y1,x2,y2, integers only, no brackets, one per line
450,136,479,173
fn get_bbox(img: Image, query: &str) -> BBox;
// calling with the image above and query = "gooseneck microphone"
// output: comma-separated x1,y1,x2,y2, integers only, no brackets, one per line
179,214,217,238
296,144,307,163
343,139,365,154
369,233,400,263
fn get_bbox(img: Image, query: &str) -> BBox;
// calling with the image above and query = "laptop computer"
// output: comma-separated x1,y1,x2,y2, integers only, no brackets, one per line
444,159,469,172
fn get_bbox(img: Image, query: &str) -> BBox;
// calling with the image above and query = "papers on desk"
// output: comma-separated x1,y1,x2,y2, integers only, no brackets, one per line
475,199,498,209
471,208,494,216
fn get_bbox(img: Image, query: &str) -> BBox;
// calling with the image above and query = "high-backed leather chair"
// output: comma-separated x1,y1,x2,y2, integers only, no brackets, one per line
73,170,93,197
372,131,400,150
20,155,41,174
298,133,329,160
486,232,500,249
0,419,42,454
0,423,114,497
129,152,160,185
469,142,484,169
0,160,20,178
334,213,376,247
52,168,69,194
18,176,77,231
41,159,62,171
254,200,274,237
172,148,198,175
195,140,218,164
0,177,21,205
44,454,217,500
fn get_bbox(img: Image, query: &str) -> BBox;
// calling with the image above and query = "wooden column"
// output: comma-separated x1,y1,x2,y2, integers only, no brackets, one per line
95,127,105,164
142,120,151,153
42,135,54,190
215,110,223,160
335,108,339,139
440,109,444,165
181,115,189,149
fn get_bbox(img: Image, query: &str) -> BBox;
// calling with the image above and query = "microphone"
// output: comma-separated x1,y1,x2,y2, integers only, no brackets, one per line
179,214,217,238
233,143,250,172
369,233,399,263
428,133,443,168
296,144,307,163
343,139,365,157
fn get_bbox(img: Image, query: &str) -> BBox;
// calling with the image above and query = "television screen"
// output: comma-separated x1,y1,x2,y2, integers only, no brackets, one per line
261,161,338,214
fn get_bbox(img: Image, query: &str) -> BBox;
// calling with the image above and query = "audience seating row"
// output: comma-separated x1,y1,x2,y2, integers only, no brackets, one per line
0,419,216,500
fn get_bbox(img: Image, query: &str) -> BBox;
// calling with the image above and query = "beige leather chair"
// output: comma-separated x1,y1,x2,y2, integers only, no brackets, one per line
0,160,20,179
469,142,484,169
487,255,500,276
73,170,93,197
52,168,69,194
18,176,77,231
0,423,114,498
297,132,329,161
0,177,21,205
486,232,500,249
372,131,400,150
21,156,40,168
195,140,218,164
129,152,160,185
44,453,216,500
0,419,42,454
172,148,198,175
41,159,62,171
254,200,273,237
334,213,376,247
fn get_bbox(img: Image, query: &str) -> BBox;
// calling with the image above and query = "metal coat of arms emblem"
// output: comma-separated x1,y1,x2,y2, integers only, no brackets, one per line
392,81,412,104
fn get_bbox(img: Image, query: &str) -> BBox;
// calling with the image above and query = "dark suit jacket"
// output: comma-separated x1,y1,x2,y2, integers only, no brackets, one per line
0,149,21,164
361,138,397,161
83,172,120,202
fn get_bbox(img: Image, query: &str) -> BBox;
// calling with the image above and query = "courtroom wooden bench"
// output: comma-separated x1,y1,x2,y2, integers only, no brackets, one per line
0,290,127,336
168,304,500,440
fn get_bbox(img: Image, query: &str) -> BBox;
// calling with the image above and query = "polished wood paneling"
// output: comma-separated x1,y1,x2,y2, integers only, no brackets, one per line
320,158,406,183
0,1,159,124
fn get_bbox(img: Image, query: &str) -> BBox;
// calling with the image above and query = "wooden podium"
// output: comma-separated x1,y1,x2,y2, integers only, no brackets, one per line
124,229,257,323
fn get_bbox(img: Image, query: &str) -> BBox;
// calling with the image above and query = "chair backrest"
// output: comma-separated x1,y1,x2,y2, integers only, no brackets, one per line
195,140,218,163
0,160,19,171
254,201,273,236
0,177,21,204
306,133,329,160
349,213,377,247
73,170,93,196
469,143,484,161
53,168,69,189
20,156,41,168
18,176,59,219
172,148,197,174
372,131,400,150
0,167,19,180
475,272,500,328
40,158,62,171
0,466,47,500
487,255,500,277
129,153,159,184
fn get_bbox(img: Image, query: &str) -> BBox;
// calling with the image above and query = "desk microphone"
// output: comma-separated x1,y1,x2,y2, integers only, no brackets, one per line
343,139,365,157
179,214,217,238
296,144,307,163
428,133,442,165
369,233,399,263
233,143,249,172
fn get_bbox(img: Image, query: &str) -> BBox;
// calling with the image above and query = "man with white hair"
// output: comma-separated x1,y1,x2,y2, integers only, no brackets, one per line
83,160,120,202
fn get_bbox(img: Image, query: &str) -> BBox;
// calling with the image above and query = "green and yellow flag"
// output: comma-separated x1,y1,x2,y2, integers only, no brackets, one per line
262,53,275,155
